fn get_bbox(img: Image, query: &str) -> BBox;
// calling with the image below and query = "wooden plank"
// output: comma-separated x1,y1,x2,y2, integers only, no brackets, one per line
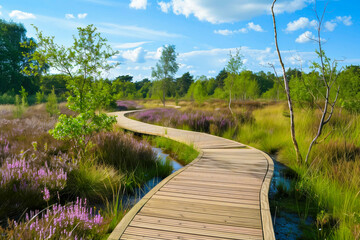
132,215,263,237
129,220,262,239
154,191,260,205
139,207,262,228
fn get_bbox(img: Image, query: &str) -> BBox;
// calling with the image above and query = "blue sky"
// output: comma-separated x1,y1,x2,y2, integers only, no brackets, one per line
1,0,359,81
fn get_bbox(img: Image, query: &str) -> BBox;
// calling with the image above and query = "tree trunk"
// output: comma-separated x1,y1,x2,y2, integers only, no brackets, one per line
272,0,303,163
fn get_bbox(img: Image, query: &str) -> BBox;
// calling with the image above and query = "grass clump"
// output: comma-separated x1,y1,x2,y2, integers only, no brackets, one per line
145,136,199,165
93,130,173,191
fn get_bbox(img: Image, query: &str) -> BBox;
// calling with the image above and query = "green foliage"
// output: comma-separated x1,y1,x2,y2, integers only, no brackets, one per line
46,88,60,117
224,70,260,100
0,19,41,94
151,45,179,105
338,65,360,112
175,72,194,97
20,86,28,107
0,92,15,104
24,24,118,154
35,91,45,104
193,76,208,104
215,68,228,89
13,95,25,118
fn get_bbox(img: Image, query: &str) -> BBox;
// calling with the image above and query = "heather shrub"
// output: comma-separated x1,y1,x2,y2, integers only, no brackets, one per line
132,108,252,135
0,147,75,222
1,198,106,239
116,100,141,111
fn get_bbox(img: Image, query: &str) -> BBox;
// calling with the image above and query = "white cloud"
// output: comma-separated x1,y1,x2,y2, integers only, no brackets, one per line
9,10,36,20
121,47,146,63
115,41,149,49
295,31,315,43
324,21,337,32
98,23,182,40
65,14,75,19
214,29,236,36
146,47,163,60
160,0,310,24
214,22,263,36
323,16,352,32
247,22,264,32
336,16,352,26
208,70,216,74
78,13,88,19
158,1,172,13
286,17,317,31
129,0,147,10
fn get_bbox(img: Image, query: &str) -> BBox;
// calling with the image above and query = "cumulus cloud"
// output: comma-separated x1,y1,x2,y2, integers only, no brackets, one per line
324,16,352,32
214,22,263,35
158,1,172,13
336,16,352,26
157,0,310,24
295,31,315,43
78,13,88,19
129,0,147,10
247,22,264,32
121,47,146,63
146,47,163,60
286,17,317,31
9,10,36,20
324,21,337,32
65,14,75,19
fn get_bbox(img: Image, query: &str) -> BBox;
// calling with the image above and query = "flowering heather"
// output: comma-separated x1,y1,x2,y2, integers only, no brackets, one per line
0,155,68,194
116,100,142,111
94,131,158,171
132,108,245,134
5,198,105,239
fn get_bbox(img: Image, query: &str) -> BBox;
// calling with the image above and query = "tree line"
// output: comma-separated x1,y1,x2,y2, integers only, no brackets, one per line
0,19,359,113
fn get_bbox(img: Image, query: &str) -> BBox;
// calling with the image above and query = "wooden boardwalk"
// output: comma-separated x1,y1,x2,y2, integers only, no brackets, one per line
108,111,275,240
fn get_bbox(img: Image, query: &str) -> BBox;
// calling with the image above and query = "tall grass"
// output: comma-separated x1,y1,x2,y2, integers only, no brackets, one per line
145,136,199,165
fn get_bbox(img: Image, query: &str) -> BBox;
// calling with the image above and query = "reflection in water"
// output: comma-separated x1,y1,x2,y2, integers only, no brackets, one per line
123,147,183,205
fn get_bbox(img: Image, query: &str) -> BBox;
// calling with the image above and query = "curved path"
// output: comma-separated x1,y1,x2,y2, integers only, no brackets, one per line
108,111,275,240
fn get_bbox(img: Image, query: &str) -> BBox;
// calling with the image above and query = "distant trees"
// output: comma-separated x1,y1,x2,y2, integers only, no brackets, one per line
0,19,41,94
338,65,360,112
175,72,194,97
151,45,179,106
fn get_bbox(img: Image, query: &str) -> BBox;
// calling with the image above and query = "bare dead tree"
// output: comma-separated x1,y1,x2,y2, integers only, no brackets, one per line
271,0,341,163
271,0,303,163
304,4,341,163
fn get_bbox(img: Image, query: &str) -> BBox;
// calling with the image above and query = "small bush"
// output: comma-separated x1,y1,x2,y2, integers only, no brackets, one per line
46,88,60,117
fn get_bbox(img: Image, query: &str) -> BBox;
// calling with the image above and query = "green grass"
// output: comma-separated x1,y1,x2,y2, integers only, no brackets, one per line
233,103,360,239
144,136,199,166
